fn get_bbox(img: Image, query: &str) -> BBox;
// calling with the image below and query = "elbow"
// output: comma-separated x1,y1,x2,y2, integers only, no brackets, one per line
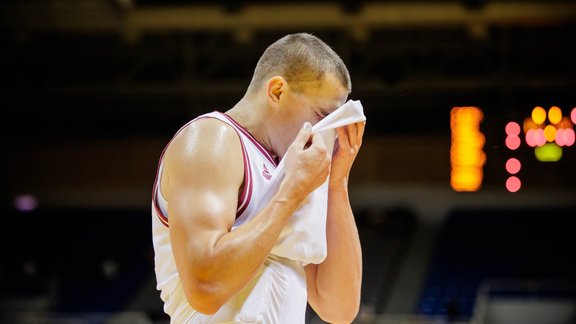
316,301,360,324
318,311,359,324
182,280,229,315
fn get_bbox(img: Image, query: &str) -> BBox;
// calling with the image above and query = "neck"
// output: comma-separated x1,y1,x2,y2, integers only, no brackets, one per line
226,96,277,158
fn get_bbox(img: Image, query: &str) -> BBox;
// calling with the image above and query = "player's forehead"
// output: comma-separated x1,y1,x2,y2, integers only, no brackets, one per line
298,75,348,111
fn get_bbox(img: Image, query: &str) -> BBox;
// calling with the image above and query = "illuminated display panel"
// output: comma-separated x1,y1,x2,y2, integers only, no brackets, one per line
450,106,575,193
504,106,575,192
450,107,486,192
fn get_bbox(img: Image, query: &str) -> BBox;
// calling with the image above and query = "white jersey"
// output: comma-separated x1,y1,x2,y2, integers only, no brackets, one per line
151,111,308,323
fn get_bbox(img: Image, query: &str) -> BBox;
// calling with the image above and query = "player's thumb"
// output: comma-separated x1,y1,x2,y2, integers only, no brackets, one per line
294,122,313,148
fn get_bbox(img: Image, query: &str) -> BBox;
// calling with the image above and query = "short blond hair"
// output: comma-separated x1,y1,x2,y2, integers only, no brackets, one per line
247,33,351,94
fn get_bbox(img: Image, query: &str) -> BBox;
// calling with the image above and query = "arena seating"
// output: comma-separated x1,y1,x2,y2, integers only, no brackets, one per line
417,207,576,321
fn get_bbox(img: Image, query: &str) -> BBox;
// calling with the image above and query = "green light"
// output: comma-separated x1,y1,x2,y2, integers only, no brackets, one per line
534,143,562,162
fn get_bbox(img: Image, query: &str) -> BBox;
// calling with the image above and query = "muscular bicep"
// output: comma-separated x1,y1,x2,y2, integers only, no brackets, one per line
168,183,238,265
161,118,244,280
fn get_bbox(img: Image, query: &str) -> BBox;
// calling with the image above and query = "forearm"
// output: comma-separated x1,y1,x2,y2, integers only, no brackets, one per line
309,183,362,322
186,186,303,312
211,194,298,281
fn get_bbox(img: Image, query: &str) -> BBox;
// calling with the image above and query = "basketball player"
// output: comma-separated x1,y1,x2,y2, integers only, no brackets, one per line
152,33,364,323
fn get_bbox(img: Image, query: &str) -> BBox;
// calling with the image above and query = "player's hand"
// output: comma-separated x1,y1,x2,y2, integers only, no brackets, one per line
282,122,331,202
329,121,366,190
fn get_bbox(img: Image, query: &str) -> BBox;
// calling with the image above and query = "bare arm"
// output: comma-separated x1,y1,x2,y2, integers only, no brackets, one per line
162,120,329,314
306,121,365,323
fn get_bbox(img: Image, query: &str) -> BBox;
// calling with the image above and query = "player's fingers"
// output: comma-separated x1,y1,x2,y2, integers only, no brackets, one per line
336,126,349,149
347,123,358,149
310,130,327,151
356,121,366,146
293,122,312,149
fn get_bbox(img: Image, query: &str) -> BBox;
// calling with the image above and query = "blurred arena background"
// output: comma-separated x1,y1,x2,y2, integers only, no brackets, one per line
1,1,576,323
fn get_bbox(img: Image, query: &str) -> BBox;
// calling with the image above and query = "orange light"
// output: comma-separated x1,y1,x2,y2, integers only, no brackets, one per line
557,116,573,129
523,117,540,134
548,106,562,125
532,106,547,125
450,107,485,192
544,125,557,142
451,168,483,192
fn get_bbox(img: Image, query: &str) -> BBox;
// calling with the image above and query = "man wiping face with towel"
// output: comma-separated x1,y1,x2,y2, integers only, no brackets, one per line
151,32,366,324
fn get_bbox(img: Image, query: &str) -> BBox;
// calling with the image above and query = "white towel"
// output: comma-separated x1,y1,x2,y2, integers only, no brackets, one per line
265,99,366,265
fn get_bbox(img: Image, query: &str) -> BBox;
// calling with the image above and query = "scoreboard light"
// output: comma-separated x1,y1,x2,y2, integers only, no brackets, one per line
532,106,547,125
506,176,521,193
450,107,485,192
505,105,575,192
505,158,521,174
534,143,562,162
505,121,522,150
505,122,521,136
544,125,557,142
548,106,562,124
556,128,575,147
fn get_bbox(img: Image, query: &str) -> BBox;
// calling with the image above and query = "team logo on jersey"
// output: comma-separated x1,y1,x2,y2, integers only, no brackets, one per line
262,164,272,180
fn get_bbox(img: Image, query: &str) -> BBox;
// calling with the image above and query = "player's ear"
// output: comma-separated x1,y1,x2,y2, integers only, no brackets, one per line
266,76,287,107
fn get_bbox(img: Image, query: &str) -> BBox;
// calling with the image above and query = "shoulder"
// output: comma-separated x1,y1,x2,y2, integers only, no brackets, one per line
163,116,244,186
177,116,240,148
171,116,240,156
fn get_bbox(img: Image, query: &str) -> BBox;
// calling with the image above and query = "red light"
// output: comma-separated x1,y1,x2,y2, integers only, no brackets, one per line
534,129,546,146
505,135,521,150
506,176,521,193
505,158,521,174
525,129,546,147
558,128,576,146
566,129,575,146
505,122,521,136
